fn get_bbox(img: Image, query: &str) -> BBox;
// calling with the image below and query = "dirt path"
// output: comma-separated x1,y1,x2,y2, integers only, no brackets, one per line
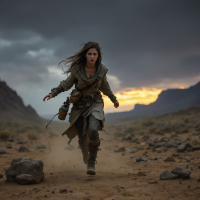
0,131,200,200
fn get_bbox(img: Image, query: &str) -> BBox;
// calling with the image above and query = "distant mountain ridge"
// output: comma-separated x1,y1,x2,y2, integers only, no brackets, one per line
106,81,200,120
0,80,42,123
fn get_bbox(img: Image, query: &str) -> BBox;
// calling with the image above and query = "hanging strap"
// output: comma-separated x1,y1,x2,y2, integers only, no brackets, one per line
45,112,59,129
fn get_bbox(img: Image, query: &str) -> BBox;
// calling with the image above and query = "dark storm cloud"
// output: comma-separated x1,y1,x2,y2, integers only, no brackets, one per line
0,0,200,90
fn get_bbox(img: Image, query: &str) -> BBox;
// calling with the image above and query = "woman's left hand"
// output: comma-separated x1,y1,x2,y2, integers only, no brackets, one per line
114,101,119,108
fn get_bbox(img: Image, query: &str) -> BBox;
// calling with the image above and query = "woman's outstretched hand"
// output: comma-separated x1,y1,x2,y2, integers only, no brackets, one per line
114,101,119,108
43,94,53,102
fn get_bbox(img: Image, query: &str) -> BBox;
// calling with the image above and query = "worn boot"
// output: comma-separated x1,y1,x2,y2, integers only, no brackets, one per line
86,139,100,175
78,140,89,165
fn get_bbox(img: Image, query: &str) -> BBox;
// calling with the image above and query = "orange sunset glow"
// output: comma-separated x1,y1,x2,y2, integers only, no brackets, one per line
103,88,162,113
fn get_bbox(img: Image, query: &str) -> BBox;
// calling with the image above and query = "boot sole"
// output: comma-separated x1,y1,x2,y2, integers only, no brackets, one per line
86,169,96,175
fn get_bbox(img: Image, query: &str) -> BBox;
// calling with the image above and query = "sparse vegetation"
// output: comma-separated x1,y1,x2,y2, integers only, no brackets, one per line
162,126,171,133
0,130,11,140
27,132,39,140
148,126,157,133
142,116,155,127
184,118,189,123
114,131,124,137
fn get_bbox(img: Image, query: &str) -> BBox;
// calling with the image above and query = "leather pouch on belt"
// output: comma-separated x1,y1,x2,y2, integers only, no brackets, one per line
95,99,103,103
69,89,82,104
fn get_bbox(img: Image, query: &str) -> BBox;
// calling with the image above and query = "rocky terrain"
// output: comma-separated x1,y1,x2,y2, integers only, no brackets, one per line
0,80,43,123
106,81,200,120
0,106,200,199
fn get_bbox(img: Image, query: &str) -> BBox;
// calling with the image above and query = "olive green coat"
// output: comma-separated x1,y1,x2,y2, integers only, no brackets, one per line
50,63,117,143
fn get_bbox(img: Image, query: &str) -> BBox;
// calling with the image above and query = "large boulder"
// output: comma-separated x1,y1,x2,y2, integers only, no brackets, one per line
5,157,44,184
177,142,193,152
160,171,179,180
171,166,191,179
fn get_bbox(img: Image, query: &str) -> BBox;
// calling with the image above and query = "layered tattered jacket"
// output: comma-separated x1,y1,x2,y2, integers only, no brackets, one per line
50,63,117,143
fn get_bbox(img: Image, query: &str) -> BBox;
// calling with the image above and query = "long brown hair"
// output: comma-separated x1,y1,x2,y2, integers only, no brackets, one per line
59,41,102,74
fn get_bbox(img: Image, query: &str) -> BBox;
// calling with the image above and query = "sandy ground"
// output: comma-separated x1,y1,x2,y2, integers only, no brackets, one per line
0,129,200,200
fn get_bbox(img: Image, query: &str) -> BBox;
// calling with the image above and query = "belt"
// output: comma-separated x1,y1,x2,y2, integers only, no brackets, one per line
76,92,102,107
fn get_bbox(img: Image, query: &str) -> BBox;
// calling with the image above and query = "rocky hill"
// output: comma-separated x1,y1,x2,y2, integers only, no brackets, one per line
106,81,200,120
0,80,42,123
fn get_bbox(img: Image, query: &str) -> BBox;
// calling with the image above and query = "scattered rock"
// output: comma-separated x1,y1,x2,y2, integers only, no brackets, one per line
183,156,191,162
136,157,147,162
155,147,165,153
154,156,162,160
160,171,179,180
18,146,30,152
6,139,15,142
192,132,200,136
0,148,6,154
131,138,138,142
137,171,146,176
122,134,132,141
37,145,46,150
171,134,178,138
182,129,189,133
142,135,150,141
177,142,193,152
137,146,144,150
160,137,168,142
148,181,158,184
126,149,135,153
17,140,26,144
6,144,12,149
172,154,180,157
164,157,175,162
5,157,44,184
171,166,191,179
194,145,200,150
114,147,126,152
155,130,164,136
60,188,67,193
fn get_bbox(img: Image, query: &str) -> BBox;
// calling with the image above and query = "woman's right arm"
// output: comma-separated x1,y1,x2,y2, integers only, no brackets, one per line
43,72,76,101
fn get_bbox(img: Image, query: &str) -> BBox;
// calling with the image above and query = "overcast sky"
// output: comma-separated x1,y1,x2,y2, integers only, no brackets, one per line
0,0,200,116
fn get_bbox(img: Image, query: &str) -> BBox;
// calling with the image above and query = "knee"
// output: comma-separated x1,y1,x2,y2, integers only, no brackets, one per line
88,127,99,140
88,127,97,135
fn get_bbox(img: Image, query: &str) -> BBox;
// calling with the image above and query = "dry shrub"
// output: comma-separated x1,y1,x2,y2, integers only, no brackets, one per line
0,130,11,140
162,126,172,133
114,131,124,137
27,132,39,140
130,123,143,131
124,126,134,133
148,126,157,133
142,116,155,127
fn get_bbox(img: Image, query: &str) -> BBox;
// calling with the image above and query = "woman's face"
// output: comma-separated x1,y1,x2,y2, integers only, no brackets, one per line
85,48,98,64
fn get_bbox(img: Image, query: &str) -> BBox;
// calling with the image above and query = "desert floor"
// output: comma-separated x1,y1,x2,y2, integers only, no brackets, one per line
0,125,200,200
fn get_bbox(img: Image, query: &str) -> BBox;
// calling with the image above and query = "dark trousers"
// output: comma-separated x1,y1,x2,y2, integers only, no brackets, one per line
75,114,101,144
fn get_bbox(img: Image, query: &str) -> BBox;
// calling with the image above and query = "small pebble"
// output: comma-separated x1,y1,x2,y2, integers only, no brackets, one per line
60,188,67,193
